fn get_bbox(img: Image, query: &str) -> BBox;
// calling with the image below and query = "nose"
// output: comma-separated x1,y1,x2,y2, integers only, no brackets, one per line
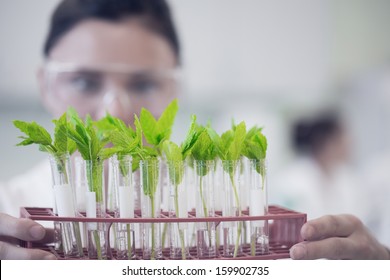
97,90,133,125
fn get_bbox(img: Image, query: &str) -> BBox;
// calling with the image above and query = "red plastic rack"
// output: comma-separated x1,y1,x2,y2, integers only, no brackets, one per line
20,205,306,260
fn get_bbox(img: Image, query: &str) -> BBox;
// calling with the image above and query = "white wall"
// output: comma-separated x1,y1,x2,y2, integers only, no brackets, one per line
170,0,331,105
0,0,61,98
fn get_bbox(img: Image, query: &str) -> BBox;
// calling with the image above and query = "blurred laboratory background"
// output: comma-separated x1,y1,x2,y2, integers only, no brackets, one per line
1,0,390,239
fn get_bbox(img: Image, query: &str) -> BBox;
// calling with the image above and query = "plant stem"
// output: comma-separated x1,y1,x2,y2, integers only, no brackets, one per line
126,224,132,259
55,155,84,257
215,225,220,250
120,161,133,260
93,230,102,259
242,218,247,244
230,172,242,258
199,177,212,247
86,160,105,259
161,223,168,248
251,161,266,256
151,194,156,260
179,228,186,259
56,156,68,183
174,184,187,259
73,222,84,257
251,229,256,256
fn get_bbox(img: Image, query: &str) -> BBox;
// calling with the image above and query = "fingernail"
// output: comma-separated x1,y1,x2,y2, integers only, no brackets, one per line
43,254,57,260
29,225,45,239
290,244,306,260
302,224,315,240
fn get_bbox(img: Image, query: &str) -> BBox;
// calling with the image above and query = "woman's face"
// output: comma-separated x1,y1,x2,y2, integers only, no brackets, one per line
40,19,178,124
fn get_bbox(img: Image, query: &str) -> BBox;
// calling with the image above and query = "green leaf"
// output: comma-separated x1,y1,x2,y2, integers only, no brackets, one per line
94,115,116,142
156,99,178,141
134,115,143,148
99,147,122,160
52,112,77,155
227,121,246,160
14,120,53,148
67,139,77,155
103,113,142,158
86,123,101,160
141,157,159,197
67,122,90,159
139,99,179,154
109,130,132,149
242,141,262,159
163,140,182,162
220,130,233,159
242,127,268,161
210,121,247,163
67,107,81,125
39,144,55,154
231,118,237,131
16,138,34,146
67,135,89,159
246,125,262,140
99,112,134,138
53,113,68,154
28,122,53,145
110,113,133,135
141,146,158,158
255,132,267,156
181,115,200,158
131,155,141,172
13,120,30,135
140,108,158,145
75,122,91,145
66,109,99,161
205,126,223,159
14,114,79,157
191,130,216,161
163,140,184,185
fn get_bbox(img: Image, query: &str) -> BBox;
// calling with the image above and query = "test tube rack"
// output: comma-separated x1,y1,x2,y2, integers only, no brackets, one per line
19,205,306,260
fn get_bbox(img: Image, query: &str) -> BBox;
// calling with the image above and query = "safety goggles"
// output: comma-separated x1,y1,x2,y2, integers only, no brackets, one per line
43,61,181,115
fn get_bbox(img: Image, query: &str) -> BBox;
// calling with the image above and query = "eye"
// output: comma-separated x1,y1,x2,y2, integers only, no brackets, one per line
68,73,102,95
127,76,160,95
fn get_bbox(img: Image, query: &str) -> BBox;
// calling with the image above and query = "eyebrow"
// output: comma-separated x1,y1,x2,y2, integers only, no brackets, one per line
69,70,103,76
45,61,180,77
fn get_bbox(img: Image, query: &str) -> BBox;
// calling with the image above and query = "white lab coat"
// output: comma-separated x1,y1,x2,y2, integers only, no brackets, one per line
0,160,53,218
360,152,390,247
270,156,368,221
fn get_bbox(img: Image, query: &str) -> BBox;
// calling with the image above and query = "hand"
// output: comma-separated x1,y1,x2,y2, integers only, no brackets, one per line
0,213,56,259
290,214,390,260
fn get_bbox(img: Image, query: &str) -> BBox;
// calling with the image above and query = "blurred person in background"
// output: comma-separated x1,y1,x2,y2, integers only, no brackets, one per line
341,64,390,248
280,112,390,259
0,0,388,260
272,112,367,220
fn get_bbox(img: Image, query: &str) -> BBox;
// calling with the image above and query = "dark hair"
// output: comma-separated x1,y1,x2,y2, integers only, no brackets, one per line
43,0,180,63
293,114,342,155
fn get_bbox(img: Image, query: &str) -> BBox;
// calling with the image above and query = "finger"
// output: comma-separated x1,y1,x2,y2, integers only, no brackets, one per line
290,237,356,260
0,236,19,244
0,228,54,245
0,241,57,260
40,228,55,244
301,214,362,241
0,213,46,241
